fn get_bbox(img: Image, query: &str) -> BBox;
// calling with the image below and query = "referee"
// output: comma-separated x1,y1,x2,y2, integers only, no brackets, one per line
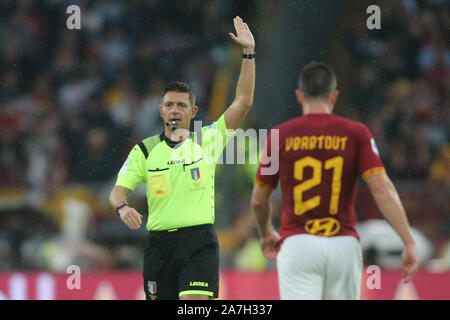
109,16,255,300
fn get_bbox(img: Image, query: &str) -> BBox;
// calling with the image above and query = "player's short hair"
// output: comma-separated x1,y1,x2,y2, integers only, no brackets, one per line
161,81,196,107
298,61,337,99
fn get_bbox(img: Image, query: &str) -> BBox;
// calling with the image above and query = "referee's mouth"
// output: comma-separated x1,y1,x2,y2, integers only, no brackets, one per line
166,118,182,130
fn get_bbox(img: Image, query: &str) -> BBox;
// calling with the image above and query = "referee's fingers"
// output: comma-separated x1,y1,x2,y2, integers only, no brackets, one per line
126,215,138,229
130,209,142,229
131,209,143,227
121,208,141,229
123,215,137,229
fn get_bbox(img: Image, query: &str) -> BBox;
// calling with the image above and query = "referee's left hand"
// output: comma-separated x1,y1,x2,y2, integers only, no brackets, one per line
118,206,143,230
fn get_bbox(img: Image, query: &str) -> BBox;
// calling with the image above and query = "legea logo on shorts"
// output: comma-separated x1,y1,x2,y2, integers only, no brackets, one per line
305,217,340,237
189,281,208,287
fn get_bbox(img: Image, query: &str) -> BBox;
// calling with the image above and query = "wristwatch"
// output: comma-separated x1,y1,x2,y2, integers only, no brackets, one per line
242,52,256,59
115,201,128,216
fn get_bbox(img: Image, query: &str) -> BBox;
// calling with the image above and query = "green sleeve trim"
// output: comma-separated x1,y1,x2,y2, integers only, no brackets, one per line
179,290,214,297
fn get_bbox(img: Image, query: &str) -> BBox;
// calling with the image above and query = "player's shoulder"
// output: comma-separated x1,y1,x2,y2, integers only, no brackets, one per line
272,115,304,130
330,114,369,131
273,114,368,130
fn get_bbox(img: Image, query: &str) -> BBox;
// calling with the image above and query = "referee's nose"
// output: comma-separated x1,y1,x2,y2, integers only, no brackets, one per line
170,110,181,119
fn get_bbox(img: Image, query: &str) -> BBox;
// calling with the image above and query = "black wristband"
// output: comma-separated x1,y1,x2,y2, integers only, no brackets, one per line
242,52,256,59
115,201,128,216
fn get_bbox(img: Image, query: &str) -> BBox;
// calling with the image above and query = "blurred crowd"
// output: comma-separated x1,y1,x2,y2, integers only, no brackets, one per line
0,0,448,272
344,0,449,271
0,0,254,271
346,0,449,183
0,0,250,195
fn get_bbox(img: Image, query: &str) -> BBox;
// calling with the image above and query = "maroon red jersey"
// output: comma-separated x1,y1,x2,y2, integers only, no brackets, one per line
255,113,385,248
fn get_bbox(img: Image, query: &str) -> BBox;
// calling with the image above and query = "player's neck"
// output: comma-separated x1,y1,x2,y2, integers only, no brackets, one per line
303,103,333,115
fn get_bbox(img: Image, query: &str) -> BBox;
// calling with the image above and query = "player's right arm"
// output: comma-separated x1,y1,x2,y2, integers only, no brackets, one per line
109,145,146,230
251,184,280,261
366,174,419,282
251,129,281,261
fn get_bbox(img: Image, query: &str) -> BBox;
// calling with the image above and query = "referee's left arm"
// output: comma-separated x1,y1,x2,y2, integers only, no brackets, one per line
224,16,255,130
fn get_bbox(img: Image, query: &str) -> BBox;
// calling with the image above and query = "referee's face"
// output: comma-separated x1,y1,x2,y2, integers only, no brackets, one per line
160,91,199,131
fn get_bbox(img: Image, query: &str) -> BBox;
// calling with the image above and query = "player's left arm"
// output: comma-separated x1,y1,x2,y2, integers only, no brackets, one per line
366,174,419,282
358,125,419,282
224,16,255,130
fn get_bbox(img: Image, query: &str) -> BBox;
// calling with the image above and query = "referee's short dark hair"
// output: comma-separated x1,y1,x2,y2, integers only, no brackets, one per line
162,81,196,107
298,62,337,99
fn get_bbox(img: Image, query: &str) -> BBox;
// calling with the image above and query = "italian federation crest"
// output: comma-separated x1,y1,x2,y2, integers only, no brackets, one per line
190,167,200,181
147,281,157,300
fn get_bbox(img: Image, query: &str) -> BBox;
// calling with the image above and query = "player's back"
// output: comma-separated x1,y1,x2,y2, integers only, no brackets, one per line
271,113,384,244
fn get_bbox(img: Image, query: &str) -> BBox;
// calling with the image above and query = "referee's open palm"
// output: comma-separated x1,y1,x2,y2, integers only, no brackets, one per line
229,16,255,49
118,206,143,229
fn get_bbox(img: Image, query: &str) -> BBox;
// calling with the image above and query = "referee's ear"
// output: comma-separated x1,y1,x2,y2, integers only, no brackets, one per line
191,105,199,119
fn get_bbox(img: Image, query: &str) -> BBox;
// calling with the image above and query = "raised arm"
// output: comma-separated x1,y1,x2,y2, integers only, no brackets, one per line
366,173,419,282
224,16,255,130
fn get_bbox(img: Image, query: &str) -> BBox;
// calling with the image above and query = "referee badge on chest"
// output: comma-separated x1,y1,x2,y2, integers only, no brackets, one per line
186,165,205,189
190,167,200,181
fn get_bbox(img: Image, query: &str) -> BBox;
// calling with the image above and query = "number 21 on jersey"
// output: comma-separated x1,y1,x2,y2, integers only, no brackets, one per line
293,156,343,215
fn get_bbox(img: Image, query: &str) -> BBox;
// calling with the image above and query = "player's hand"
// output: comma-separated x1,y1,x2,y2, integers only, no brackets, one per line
260,229,281,261
401,242,419,283
229,16,255,51
118,206,143,230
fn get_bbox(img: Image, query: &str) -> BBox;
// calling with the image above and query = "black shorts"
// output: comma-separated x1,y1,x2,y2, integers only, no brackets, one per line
143,224,219,300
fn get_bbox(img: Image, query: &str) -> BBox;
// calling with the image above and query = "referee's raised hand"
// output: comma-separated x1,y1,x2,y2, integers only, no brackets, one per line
229,16,255,51
118,206,143,229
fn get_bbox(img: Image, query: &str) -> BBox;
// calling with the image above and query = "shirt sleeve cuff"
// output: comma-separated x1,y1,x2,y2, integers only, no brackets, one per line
115,179,138,192
362,166,386,181
254,176,276,191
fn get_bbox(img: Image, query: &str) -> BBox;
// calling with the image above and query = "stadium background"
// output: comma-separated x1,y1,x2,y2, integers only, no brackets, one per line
0,0,448,299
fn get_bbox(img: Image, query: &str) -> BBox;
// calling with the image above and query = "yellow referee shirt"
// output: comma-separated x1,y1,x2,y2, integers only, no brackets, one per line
115,114,234,231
